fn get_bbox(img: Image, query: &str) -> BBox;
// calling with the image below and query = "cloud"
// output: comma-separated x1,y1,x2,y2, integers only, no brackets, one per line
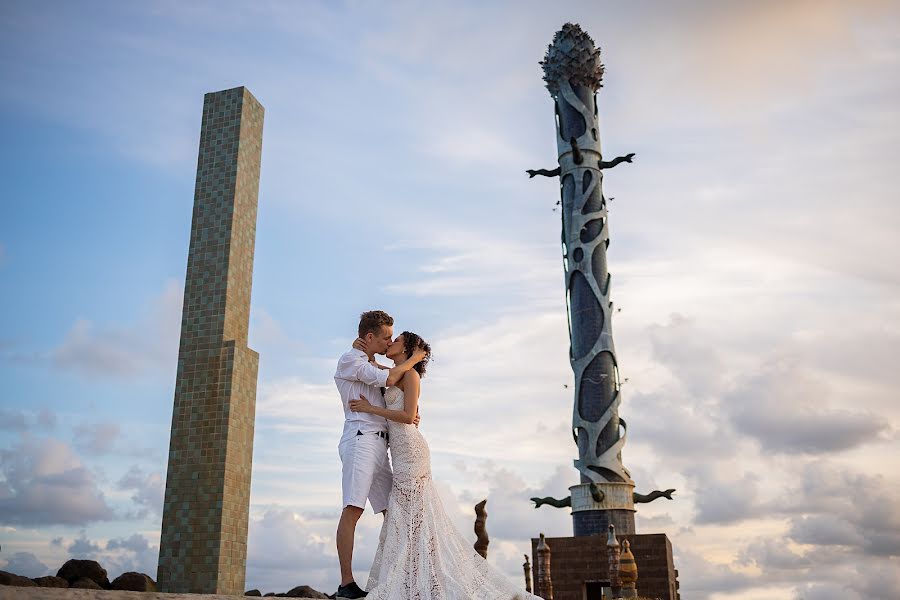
72,422,121,455
787,515,863,547
4,281,183,379
449,463,572,543
687,465,761,525
36,408,57,430
0,552,49,578
245,507,341,594
739,538,811,571
67,532,102,557
726,363,891,454
782,461,900,558
792,582,858,600
116,466,164,519
0,409,27,431
381,230,559,305
673,549,757,598
0,435,113,526
57,532,159,579
103,533,158,576
0,408,58,433
646,314,726,398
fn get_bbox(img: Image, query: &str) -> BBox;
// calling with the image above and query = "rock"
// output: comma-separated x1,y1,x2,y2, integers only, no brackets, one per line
287,585,329,598
32,576,69,588
57,559,110,588
264,594,276,597
111,571,156,592
0,570,37,586
245,590,262,596
71,577,103,589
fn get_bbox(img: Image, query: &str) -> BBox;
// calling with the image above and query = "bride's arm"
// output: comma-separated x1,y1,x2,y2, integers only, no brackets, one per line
349,372,420,425
352,338,426,385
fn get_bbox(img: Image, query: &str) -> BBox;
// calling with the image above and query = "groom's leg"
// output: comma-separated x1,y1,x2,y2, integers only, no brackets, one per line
336,505,364,586
337,435,379,586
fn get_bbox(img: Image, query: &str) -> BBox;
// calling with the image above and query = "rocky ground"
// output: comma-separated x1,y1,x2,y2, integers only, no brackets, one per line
0,559,327,598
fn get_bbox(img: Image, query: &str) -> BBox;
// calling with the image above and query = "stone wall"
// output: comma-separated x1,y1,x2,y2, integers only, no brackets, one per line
530,533,680,600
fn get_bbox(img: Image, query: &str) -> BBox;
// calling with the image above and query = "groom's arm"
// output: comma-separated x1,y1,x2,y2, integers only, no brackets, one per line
350,372,420,425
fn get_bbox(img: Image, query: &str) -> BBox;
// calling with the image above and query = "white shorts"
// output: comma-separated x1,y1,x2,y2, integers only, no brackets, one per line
339,433,392,513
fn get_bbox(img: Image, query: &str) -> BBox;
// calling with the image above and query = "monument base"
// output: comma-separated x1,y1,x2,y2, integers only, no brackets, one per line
569,482,636,536
573,509,635,537
531,533,679,600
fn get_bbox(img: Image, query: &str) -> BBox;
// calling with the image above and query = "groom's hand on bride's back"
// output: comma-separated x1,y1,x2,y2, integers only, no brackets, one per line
349,395,372,413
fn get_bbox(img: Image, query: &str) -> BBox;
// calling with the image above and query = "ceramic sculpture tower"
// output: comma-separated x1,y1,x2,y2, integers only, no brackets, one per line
157,86,264,594
530,24,637,537
528,26,681,600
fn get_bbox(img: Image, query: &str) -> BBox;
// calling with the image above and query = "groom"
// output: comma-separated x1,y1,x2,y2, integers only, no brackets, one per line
333,310,425,599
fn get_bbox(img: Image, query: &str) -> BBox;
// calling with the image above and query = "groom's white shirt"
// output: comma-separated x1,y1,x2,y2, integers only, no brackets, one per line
334,348,390,444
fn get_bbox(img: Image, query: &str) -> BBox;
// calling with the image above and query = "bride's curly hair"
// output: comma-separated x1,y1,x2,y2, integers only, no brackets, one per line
402,331,432,377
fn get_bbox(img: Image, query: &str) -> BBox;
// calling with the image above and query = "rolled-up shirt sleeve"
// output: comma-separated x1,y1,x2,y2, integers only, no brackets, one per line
342,354,389,388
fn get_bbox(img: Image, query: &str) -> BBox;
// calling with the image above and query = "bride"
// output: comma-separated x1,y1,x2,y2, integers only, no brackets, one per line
349,332,538,600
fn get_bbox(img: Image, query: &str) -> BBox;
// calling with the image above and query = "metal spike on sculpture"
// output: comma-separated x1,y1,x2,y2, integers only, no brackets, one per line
527,23,673,537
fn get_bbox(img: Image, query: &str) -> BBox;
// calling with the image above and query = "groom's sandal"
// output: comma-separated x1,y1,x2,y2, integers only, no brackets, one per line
336,581,368,599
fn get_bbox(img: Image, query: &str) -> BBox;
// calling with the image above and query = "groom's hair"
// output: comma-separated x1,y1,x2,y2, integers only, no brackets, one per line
358,310,394,338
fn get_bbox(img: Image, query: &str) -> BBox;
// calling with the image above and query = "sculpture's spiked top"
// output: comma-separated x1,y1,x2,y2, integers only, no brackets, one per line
540,22,605,97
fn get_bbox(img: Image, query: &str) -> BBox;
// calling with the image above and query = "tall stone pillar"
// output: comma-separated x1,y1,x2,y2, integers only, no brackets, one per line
157,86,264,594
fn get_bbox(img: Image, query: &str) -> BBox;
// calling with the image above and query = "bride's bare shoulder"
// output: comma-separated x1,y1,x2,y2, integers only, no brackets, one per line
401,369,421,385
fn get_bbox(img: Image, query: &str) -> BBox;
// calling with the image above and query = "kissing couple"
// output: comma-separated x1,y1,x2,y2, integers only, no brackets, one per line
332,310,538,600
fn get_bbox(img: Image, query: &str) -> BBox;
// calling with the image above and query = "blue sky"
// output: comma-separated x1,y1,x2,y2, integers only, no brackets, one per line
1,1,899,599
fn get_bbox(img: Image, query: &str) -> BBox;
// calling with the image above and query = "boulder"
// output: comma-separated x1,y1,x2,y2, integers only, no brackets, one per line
0,570,37,587
111,571,156,592
263,594,277,597
287,585,329,598
245,590,262,596
71,577,103,589
32,576,69,588
57,559,110,588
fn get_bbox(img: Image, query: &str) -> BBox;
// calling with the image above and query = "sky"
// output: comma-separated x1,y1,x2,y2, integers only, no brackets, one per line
1,1,899,598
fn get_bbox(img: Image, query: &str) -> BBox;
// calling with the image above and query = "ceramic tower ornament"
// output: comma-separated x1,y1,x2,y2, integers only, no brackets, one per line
529,22,638,536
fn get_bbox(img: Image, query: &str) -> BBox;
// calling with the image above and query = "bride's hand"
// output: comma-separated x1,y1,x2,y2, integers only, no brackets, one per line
352,337,369,353
349,394,372,413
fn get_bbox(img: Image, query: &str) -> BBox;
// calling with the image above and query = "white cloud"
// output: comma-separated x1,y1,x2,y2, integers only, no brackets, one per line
0,552,49,578
117,466,164,519
0,435,114,526
2,280,183,380
72,422,121,456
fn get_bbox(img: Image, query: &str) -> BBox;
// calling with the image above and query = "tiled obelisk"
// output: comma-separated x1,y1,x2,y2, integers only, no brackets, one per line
157,86,264,594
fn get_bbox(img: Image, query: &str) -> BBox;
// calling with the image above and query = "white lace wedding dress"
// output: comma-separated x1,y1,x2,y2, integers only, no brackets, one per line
365,386,539,600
